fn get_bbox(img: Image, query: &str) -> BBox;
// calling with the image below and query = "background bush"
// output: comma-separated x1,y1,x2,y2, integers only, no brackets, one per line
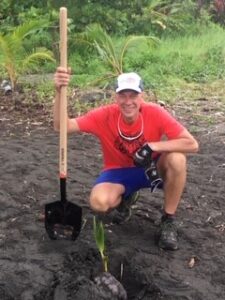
0,0,225,95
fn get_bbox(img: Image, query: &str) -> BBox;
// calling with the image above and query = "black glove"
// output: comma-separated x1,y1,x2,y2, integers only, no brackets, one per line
145,160,160,181
145,160,163,192
133,144,153,168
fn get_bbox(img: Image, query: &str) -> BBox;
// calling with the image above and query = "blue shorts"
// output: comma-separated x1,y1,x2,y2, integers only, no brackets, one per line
94,167,163,198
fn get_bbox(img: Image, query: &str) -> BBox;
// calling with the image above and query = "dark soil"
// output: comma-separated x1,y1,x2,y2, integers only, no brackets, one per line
0,90,225,300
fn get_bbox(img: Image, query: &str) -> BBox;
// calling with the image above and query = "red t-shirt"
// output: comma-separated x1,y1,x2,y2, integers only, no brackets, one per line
76,102,184,170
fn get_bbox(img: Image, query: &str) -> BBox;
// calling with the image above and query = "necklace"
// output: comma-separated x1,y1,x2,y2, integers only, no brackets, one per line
117,113,144,141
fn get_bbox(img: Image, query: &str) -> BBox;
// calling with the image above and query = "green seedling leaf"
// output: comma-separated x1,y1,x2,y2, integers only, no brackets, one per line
93,216,108,272
93,216,105,254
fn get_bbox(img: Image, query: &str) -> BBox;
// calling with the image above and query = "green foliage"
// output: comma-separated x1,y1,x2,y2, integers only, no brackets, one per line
73,24,159,85
0,20,55,89
66,22,225,104
35,81,55,104
0,1,224,39
122,24,225,92
0,0,50,29
129,0,216,37
1,0,224,103
93,216,108,272
128,0,180,35
48,0,153,35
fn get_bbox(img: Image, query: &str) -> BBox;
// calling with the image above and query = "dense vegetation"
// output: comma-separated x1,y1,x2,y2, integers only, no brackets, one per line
0,0,225,99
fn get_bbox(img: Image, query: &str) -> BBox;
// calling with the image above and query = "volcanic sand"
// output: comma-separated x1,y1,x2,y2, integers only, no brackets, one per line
0,94,225,300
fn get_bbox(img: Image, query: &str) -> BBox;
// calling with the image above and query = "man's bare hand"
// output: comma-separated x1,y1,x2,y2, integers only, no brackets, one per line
54,67,71,92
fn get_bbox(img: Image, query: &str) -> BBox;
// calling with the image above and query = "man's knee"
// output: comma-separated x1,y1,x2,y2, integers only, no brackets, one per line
89,194,119,213
89,183,124,213
160,152,186,175
90,195,108,212
168,152,186,170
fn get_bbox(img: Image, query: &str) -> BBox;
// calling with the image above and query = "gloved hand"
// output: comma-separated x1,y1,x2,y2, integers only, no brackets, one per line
133,143,153,168
145,160,160,181
145,160,163,192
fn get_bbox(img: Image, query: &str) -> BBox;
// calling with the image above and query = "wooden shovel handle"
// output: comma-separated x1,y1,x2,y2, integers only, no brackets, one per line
59,7,67,178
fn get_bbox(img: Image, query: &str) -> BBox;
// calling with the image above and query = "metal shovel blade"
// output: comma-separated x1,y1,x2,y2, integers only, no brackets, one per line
45,200,82,240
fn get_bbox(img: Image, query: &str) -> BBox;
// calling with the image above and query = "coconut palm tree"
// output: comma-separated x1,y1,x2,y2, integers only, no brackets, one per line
0,19,55,90
75,23,159,84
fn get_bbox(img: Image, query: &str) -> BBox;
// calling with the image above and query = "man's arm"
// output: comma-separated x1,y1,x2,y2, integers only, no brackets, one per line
53,67,80,133
148,129,199,153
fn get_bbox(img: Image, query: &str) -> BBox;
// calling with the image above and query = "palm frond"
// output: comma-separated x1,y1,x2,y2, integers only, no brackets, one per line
93,25,118,68
76,24,119,71
119,35,160,71
0,35,10,60
148,0,168,11
0,35,19,86
21,49,55,72
87,72,117,87
94,41,120,73
0,20,53,89
13,19,49,40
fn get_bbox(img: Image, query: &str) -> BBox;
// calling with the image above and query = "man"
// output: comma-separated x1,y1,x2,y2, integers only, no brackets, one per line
53,68,199,250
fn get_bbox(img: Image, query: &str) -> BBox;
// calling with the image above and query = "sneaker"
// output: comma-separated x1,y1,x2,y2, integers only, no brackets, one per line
112,191,140,224
156,218,178,250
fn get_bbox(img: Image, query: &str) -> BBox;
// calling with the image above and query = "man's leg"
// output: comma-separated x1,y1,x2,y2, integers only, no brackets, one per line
158,152,187,214
90,182,125,212
89,167,147,222
156,152,187,250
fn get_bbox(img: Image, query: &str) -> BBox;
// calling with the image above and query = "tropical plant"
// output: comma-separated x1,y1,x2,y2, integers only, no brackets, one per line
0,20,55,89
74,23,159,84
93,216,108,272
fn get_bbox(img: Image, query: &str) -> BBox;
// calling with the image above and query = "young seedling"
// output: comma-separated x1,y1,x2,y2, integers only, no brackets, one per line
93,216,127,300
93,216,109,272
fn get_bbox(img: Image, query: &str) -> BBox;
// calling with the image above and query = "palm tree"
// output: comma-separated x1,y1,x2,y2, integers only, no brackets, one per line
75,24,159,84
0,20,55,90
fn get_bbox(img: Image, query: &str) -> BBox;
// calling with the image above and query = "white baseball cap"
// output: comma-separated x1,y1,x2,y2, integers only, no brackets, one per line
116,72,143,93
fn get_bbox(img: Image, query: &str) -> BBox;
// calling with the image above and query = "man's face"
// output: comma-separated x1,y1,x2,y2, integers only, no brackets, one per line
115,90,142,122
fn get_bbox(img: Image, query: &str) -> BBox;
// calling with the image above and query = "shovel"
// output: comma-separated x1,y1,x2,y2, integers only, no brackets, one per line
45,7,82,240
